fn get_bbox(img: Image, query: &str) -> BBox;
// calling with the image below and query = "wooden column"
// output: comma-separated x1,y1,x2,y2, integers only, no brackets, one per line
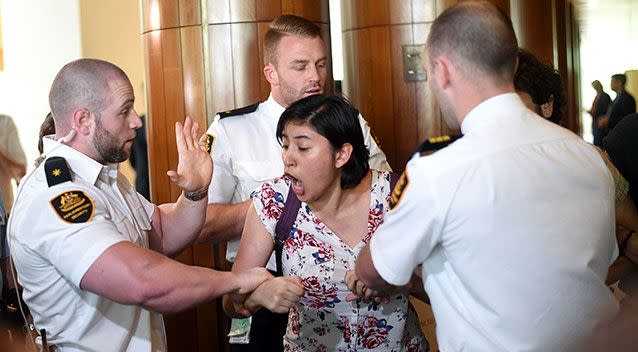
141,1,330,350
341,0,450,172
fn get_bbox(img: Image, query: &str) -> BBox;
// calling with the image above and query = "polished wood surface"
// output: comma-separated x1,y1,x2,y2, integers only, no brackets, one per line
342,0,444,171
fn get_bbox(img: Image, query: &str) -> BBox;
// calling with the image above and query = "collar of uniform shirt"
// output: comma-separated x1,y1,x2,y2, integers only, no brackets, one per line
263,93,286,120
43,136,104,186
460,92,524,135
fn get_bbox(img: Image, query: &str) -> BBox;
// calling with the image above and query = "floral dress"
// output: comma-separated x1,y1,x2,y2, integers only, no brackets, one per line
251,170,428,352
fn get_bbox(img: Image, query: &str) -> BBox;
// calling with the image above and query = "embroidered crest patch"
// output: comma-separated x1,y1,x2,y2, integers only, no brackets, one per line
49,190,95,224
205,133,215,154
389,171,409,210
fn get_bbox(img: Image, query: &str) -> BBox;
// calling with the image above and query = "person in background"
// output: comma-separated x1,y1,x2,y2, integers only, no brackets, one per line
350,2,618,350
599,73,636,132
588,80,612,146
199,14,391,351
129,114,150,200
8,58,270,351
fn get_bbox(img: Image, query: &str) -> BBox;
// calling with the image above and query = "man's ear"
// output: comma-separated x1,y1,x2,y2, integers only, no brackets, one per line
433,56,452,89
335,143,353,169
264,63,279,86
71,108,92,135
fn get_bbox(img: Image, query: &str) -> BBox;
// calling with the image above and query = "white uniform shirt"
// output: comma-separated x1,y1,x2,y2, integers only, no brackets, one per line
370,94,619,352
207,94,391,267
8,136,166,352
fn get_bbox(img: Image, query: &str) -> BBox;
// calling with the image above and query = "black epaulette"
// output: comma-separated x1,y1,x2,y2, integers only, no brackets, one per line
44,156,72,187
416,135,462,156
217,103,259,119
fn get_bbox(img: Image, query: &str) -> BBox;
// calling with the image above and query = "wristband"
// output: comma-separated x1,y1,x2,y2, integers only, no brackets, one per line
183,187,208,202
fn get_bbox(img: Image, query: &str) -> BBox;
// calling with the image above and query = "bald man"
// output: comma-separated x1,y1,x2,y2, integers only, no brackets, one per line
348,2,618,351
8,59,270,351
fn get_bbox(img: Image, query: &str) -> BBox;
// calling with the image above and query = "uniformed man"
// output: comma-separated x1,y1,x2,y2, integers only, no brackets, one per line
198,14,391,351
7,59,270,351
349,2,618,351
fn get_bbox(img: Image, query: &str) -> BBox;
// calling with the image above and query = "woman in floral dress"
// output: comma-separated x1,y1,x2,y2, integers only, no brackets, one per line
226,95,427,352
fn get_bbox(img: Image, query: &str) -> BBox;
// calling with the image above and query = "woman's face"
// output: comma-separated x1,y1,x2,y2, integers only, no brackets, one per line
281,122,344,203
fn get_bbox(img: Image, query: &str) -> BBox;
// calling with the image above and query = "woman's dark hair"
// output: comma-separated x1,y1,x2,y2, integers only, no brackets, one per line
38,112,56,154
514,49,566,124
603,114,638,209
276,95,369,189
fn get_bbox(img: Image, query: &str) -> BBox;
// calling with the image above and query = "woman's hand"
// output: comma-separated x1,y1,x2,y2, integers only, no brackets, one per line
246,276,305,314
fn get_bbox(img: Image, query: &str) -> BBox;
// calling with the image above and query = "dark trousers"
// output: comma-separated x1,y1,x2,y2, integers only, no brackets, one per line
229,307,288,352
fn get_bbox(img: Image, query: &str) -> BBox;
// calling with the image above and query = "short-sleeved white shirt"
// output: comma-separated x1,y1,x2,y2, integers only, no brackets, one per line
206,94,391,267
8,136,166,352
370,94,619,351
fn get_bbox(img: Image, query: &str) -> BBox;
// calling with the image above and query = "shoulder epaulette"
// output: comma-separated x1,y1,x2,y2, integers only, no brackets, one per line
217,103,259,119
417,135,462,156
45,156,72,187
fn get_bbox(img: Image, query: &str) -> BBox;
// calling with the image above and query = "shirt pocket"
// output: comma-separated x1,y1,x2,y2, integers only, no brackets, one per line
233,161,283,198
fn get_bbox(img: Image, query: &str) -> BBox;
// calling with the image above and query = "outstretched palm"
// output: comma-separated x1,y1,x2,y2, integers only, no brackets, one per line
167,116,213,192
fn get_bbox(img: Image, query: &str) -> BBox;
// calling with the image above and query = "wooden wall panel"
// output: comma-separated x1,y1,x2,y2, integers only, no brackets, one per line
208,24,236,113
231,23,262,107
180,26,206,127
179,0,201,26
342,0,441,171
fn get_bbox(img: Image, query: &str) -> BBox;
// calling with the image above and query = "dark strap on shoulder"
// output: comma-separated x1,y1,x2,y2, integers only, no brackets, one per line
274,185,301,276
273,172,399,275
217,103,259,119
44,156,72,187
389,172,400,190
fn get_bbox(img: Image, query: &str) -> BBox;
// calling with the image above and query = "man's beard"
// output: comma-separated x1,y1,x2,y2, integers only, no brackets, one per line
93,120,130,164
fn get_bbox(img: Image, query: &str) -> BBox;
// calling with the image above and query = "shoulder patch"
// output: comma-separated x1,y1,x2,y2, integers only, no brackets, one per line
417,134,462,156
389,171,409,210
217,103,259,119
45,156,72,187
49,190,95,224
205,133,215,154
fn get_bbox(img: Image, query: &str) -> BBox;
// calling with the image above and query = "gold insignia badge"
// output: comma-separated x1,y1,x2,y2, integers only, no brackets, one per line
49,190,95,224
428,135,451,144
389,171,409,210
52,168,62,176
205,134,215,154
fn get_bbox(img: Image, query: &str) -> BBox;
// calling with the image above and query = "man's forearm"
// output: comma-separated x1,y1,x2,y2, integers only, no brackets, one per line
156,193,208,256
198,201,250,244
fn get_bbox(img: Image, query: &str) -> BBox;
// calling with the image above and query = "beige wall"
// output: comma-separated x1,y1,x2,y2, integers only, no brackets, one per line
79,0,146,182
79,0,146,114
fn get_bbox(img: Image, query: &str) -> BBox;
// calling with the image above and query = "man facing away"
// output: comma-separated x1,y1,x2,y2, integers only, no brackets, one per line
198,14,391,352
350,2,619,351
8,59,270,351
599,73,636,133
588,80,611,146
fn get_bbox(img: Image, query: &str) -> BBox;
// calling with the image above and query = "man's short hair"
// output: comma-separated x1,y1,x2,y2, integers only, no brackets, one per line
49,59,128,128
263,14,322,66
612,74,627,86
427,1,518,83
514,49,566,124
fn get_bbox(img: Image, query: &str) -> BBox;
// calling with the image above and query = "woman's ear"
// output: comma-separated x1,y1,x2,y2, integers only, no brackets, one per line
541,95,554,119
335,143,353,168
